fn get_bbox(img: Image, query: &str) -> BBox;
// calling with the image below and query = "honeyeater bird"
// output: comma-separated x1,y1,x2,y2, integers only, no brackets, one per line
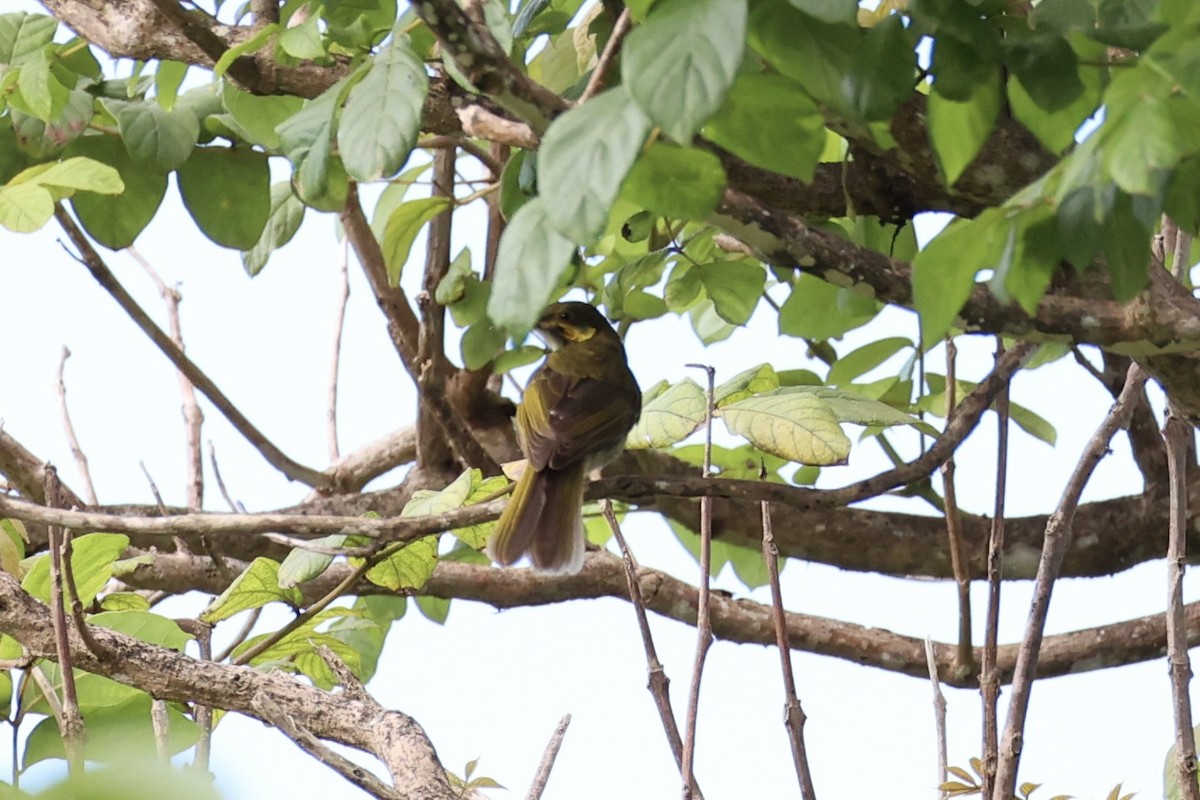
487,302,641,573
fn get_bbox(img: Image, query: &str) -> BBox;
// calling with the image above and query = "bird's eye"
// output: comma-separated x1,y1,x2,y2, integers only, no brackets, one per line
558,310,571,321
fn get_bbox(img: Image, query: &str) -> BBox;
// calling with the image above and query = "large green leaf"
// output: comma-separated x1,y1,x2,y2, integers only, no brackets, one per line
21,533,130,607
749,1,857,117
626,378,708,449
67,135,168,249
0,181,53,232
200,557,303,623
928,66,1002,185
381,196,451,284
718,389,851,465
827,337,913,385
277,534,346,589
16,47,70,121
177,147,271,249
0,12,57,65
276,81,345,209
24,697,201,768
488,197,577,331
91,610,193,651
777,273,878,340
696,261,764,325
1008,34,1105,154
220,82,303,149
703,72,824,182
622,0,746,143
363,535,439,591
714,363,780,407
787,385,938,436
109,99,200,172
539,86,651,242
338,35,427,182
242,181,307,276
621,142,727,220
912,211,1004,343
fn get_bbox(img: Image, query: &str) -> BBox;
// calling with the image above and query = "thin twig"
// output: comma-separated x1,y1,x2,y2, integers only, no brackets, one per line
131,246,204,509
525,714,571,800
681,363,716,800
327,242,350,463
578,7,632,103
416,147,457,470
54,347,98,505
1165,409,1200,799
992,363,1148,799
54,206,329,488
600,500,695,796
941,337,973,678
207,441,242,513
140,460,168,513
61,530,105,656
42,467,85,776
760,485,817,799
192,621,214,771
213,607,262,663
980,338,1010,799
251,693,405,800
924,636,948,799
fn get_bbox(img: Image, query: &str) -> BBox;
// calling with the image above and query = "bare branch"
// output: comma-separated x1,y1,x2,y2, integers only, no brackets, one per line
760,494,817,799
131,246,205,509
456,106,538,150
940,338,973,680
682,364,716,799
252,693,405,800
54,206,329,489
42,468,84,776
525,714,571,800
578,8,632,103
54,347,98,505
327,243,350,463
993,363,1148,799
1166,411,1200,800
924,637,948,800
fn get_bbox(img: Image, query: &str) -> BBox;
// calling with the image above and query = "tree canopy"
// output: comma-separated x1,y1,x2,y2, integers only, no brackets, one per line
3,0,1200,798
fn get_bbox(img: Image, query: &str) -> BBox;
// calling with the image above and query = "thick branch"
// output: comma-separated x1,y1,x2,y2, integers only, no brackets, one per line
0,571,454,799
121,551,1200,689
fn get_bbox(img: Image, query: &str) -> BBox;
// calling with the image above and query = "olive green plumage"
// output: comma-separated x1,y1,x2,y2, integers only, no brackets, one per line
487,302,641,573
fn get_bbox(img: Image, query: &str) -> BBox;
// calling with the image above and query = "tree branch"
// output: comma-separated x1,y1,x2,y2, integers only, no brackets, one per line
54,206,329,489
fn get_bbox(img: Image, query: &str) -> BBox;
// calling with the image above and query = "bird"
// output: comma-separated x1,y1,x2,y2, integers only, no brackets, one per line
487,301,642,573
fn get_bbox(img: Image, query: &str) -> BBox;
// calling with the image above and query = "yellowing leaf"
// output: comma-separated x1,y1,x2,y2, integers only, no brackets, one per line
200,557,302,623
718,389,850,465
626,378,708,449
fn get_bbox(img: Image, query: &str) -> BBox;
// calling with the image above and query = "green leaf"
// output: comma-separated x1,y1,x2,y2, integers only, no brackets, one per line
622,0,746,143
364,535,439,591
0,12,57,65
370,160,434,239
9,156,123,194
25,697,200,768
67,135,168,249
276,81,345,209
777,274,878,340
221,82,303,149
787,385,938,436
714,363,780,407
10,85,94,159
177,147,271,249
695,261,764,325
110,99,200,172
214,22,281,78
91,610,192,651
1101,192,1153,301
277,534,346,589
1008,34,1105,154
488,197,577,331
828,337,912,385
21,533,129,607
453,472,510,549
539,86,651,242
279,12,326,59
17,47,70,121
787,0,857,24
748,1,857,116
338,35,427,182
690,299,736,344
200,557,302,623
626,378,707,449
0,181,54,232
621,142,726,220
844,14,914,122
381,196,451,285
718,389,851,465
231,608,364,690
461,319,507,369
154,61,188,111
414,594,451,624
703,72,824,182
1102,96,1189,196
435,246,474,305
493,345,546,375
928,66,1002,185
912,212,1003,343
100,592,151,612
242,181,307,276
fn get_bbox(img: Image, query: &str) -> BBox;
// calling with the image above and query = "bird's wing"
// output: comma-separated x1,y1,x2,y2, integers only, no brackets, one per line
518,366,637,472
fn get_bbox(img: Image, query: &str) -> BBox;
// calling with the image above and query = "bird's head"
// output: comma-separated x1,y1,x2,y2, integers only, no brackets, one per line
535,302,617,350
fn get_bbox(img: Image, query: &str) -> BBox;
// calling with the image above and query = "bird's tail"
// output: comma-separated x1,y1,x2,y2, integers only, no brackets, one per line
487,462,586,573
